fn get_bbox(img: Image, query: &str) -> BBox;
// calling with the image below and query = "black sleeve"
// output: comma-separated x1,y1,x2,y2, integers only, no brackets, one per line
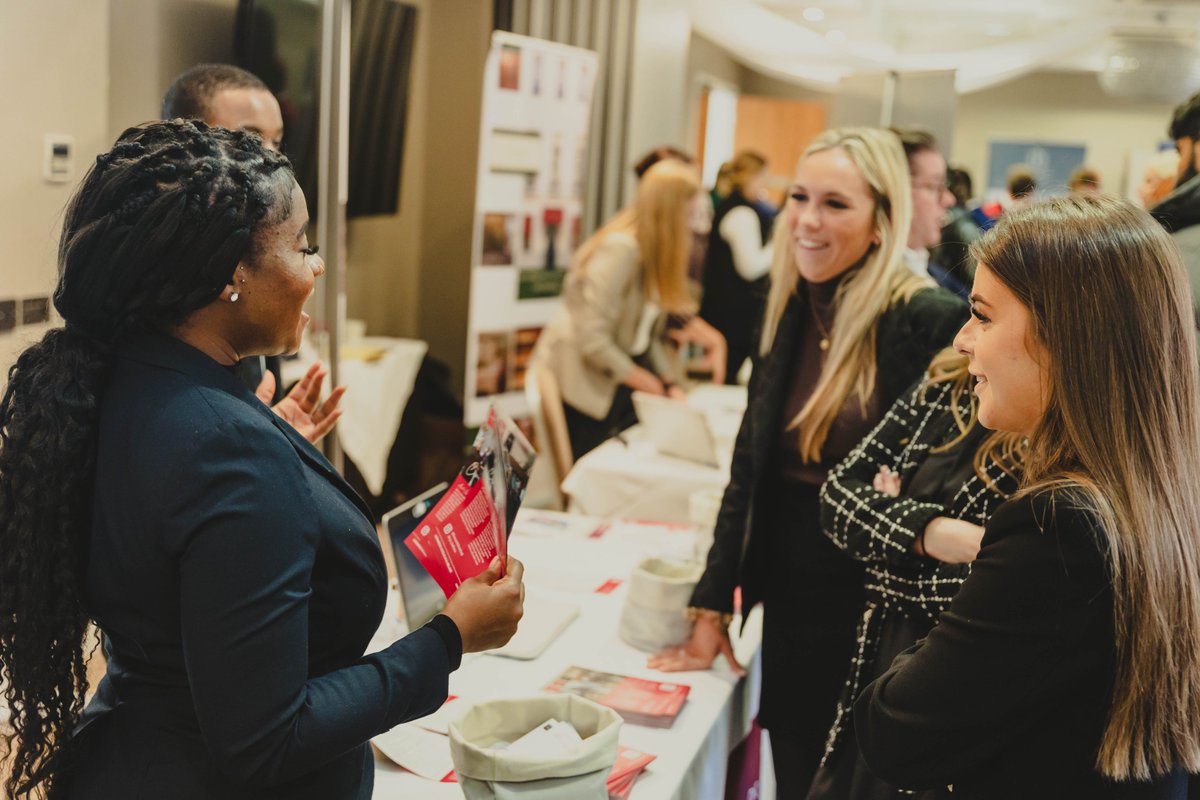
689,348,765,614
853,494,1111,789
423,614,463,671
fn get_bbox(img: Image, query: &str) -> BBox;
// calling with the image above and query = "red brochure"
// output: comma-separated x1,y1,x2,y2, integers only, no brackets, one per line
404,405,535,596
544,666,690,728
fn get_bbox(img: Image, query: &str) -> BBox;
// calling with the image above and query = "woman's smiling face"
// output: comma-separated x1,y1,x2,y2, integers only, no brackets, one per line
954,262,1051,437
785,147,879,283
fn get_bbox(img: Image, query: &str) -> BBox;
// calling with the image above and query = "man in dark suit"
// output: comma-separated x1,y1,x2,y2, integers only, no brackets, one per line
162,64,342,443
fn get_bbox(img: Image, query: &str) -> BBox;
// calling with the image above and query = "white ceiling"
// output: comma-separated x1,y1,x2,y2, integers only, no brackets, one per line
691,0,1200,94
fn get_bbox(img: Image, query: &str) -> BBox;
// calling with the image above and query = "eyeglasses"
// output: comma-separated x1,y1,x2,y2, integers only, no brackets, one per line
912,178,952,195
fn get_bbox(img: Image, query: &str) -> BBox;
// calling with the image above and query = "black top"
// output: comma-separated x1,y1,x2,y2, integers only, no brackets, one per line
698,190,774,337
689,284,968,618
854,492,1188,800
71,334,457,800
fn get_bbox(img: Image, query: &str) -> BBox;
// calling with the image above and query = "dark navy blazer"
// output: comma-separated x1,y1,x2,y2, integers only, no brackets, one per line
69,334,450,799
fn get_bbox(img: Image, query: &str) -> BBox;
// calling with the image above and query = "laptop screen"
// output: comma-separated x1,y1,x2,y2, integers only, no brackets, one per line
382,482,450,630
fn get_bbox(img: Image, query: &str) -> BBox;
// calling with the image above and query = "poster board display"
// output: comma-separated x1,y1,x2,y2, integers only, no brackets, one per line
463,31,598,426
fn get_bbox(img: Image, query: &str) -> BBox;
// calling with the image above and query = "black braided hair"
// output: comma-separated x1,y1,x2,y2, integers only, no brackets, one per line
0,119,292,798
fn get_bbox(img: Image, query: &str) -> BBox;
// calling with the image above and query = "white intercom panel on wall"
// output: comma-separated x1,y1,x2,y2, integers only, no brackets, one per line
43,134,74,183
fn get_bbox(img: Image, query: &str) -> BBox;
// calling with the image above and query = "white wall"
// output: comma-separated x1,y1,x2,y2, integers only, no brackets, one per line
0,0,111,382
107,0,238,141
952,71,1174,200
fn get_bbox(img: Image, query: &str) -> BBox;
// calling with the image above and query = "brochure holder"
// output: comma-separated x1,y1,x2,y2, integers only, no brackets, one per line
448,695,621,799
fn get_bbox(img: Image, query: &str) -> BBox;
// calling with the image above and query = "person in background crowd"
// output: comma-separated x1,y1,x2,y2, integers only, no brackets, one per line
631,146,709,291
891,129,965,300
632,145,693,180
711,160,734,208
533,160,727,460
162,64,344,442
648,128,965,797
1152,90,1200,327
1068,166,1101,194
857,194,1200,799
0,121,525,800
807,346,1024,800
1139,150,1178,210
699,150,777,384
1006,166,1037,210
931,166,982,289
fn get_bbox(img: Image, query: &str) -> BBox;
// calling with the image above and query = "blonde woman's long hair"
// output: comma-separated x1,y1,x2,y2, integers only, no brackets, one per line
760,127,930,462
924,347,1026,488
976,193,1200,780
571,159,698,314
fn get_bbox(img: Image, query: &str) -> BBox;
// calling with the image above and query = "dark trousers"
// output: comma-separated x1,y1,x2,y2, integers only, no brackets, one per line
756,483,866,799
561,385,636,462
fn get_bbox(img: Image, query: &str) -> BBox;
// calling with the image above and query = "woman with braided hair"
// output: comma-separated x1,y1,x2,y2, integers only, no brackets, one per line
0,120,524,799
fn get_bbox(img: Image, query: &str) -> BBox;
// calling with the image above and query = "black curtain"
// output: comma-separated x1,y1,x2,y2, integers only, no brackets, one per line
347,0,417,217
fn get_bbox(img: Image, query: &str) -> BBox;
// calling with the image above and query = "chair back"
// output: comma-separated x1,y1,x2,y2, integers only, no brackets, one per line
524,359,574,507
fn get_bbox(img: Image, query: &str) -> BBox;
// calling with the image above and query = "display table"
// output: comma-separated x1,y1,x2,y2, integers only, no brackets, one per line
369,509,763,799
561,385,747,524
284,336,428,496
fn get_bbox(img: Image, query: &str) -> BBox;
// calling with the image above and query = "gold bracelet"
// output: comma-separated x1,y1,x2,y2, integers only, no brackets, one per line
686,607,734,630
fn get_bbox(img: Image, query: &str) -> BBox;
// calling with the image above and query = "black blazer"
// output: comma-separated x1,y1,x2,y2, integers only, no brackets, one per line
690,286,967,617
854,493,1188,799
70,335,453,800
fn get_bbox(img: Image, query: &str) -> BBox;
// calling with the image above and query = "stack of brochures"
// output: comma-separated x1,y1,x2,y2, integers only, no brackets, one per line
404,404,535,596
607,745,655,798
543,666,690,728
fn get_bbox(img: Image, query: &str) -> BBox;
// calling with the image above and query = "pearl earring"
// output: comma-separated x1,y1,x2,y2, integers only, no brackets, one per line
230,291,240,303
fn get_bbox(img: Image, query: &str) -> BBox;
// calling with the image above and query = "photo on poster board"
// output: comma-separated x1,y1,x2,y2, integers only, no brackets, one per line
490,129,542,174
481,213,514,265
517,269,567,300
499,44,520,90
510,326,543,391
475,331,510,397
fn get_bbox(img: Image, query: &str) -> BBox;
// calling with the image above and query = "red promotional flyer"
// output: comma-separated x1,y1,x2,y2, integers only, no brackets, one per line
543,666,690,728
405,405,535,596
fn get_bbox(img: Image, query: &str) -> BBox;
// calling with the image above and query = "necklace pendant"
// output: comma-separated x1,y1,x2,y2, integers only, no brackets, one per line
820,338,830,351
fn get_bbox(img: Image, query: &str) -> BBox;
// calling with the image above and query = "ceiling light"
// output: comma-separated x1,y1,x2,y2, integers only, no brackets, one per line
825,29,846,43
803,7,825,22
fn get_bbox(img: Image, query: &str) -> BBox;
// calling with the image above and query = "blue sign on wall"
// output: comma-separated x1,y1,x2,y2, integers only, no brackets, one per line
986,140,1088,198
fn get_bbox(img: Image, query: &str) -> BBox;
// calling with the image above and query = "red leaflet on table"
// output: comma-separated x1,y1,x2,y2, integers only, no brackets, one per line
404,405,534,596
544,666,690,728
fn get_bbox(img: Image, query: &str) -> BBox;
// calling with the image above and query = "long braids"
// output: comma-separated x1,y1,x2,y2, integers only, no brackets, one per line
0,120,291,798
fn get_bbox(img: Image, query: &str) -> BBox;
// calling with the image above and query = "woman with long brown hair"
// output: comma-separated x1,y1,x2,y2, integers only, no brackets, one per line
808,348,1026,800
649,128,966,795
534,159,725,459
856,193,1200,797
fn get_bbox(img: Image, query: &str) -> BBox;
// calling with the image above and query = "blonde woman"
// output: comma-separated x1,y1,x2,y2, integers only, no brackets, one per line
699,150,777,383
857,194,1200,798
534,160,725,459
809,348,1025,800
649,128,966,795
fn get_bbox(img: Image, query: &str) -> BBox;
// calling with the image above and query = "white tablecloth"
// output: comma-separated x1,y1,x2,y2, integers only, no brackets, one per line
285,336,428,496
561,385,747,524
370,509,763,799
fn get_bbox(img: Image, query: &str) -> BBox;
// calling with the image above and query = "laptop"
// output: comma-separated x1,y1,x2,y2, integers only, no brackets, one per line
383,484,579,661
631,391,721,467
383,483,451,631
